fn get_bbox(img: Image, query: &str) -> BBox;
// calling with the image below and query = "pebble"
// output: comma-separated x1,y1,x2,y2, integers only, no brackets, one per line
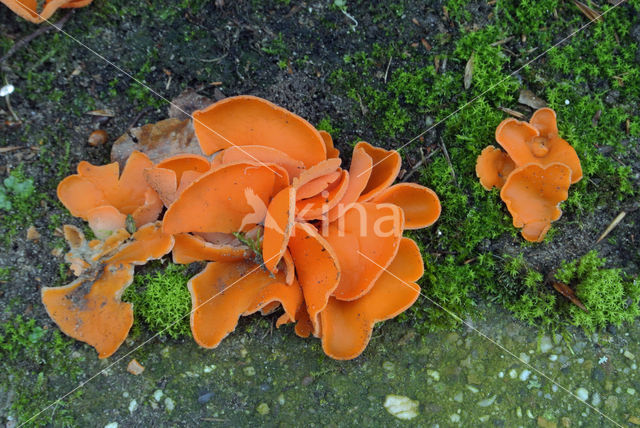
153,390,163,401
539,336,553,353
537,416,557,428
453,392,463,403
591,392,601,407
519,352,530,364
243,366,256,376
477,395,497,407
450,413,461,423
104,424,118,428
257,403,270,415
549,354,558,362
519,370,531,381
575,388,589,401
128,399,137,413
383,395,419,420
509,369,518,379
427,370,440,381
164,397,175,412
198,392,214,403
624,350,636,360
627,388,636,395
466,385,479,393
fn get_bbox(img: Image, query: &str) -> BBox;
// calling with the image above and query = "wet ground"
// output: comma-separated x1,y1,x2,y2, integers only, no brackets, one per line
1,0,639,426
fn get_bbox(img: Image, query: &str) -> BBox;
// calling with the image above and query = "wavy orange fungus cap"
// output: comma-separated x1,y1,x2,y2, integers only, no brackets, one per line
46,95,442,361
57,150,163,239
475,145,516,190
477,108,582,242
495,107,582,184
500,163,572,242
1,0,92,24
41,222,173,358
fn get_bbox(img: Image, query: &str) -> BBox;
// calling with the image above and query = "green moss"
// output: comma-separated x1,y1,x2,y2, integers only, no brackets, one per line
316,116,340,137
0,167,44,245
0,315,82,426
123,263,193,339
556,251,640,332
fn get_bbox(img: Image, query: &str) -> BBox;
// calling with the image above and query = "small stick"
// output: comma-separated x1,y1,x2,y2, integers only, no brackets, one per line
440,138,458,186
403,147,440,182
383,56,392,83
0,11,74,64
595,211,626,244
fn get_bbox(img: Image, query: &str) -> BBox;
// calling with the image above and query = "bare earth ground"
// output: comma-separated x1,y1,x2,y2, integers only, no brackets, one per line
1,1,640,426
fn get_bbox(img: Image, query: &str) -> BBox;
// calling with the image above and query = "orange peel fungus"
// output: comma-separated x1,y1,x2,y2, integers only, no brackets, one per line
476,108,582,242
45,95,441,360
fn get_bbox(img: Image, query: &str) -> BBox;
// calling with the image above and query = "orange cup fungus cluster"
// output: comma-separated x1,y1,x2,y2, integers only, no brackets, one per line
44,95,442,360
1,0,92,23
476,108,582,242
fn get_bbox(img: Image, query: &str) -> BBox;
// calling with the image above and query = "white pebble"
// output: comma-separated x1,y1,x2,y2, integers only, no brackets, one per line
104,424,118,428
519,353,530,364
627,388,636,395
427,370,440,381
450,413,461,423
153,390,163,401
539,336,553,353
519,370,531,381
0,84,14,97
549,354,558,361
564,99,570,105
624,350,636,360
128,399,137,413
383,395,419,420
509,369,518,379
576,387,589,401
164,397,175,412
498,371,504,378
591,392,601,406
477,395,497,407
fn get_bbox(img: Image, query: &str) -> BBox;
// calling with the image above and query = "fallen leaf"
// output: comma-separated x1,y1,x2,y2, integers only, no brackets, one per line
572,0,602,22
167,88,214,121
464,53,474,90
26,226,41,242
111,118,204,168
552,282,587,312
518,89,547,109
86,109,115,117
498,106,525,119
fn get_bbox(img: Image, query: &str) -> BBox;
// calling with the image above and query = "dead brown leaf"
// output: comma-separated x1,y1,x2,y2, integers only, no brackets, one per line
518,89,547,110
111,118,205,168
572,0,602,22
553,282,588,312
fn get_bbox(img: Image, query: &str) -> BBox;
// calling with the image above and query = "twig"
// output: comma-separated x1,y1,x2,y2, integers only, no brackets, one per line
383,56,392,83
440,138,458,186
595,211,626,244
0,10,74,64
126,106,153,132
403,147,440,182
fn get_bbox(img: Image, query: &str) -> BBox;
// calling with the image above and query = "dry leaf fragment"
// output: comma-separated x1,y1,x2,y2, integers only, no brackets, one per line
552,282,587,312
464,53,474,90
572,0,602,22
26,226,40,242
518,89,547,110
86,109,115,117
127,359,145,375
